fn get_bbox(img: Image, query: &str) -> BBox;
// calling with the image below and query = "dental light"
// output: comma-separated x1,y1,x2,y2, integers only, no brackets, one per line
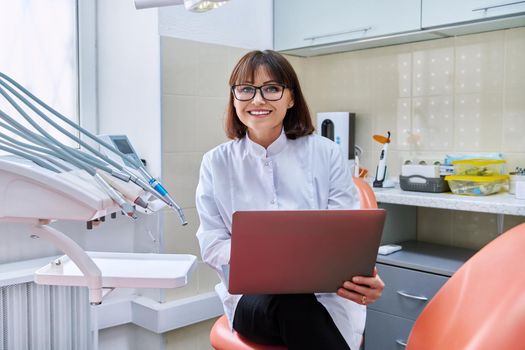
134,0,229,12
0,71,187,225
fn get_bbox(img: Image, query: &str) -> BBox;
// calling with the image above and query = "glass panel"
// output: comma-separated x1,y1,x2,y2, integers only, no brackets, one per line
0,0,79,149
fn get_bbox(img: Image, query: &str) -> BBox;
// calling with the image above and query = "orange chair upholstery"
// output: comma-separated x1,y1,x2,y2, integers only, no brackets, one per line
210,176,377,349
210,314,287,350
352,177,378,209
407,222,525,350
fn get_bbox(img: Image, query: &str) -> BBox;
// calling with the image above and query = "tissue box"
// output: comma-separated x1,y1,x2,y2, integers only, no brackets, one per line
401,164,440,178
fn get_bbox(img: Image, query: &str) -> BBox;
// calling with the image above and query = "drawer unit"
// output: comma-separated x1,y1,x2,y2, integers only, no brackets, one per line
369,264,448,320
364,242,475,350
365,310,414,349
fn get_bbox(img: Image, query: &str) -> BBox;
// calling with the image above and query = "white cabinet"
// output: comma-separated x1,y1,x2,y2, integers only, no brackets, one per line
274,0,421,51
274,0,525,56
422,0,525,28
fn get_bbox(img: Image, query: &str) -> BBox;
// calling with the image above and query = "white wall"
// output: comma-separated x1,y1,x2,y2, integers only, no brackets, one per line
159,0,273,49
97,0,162,176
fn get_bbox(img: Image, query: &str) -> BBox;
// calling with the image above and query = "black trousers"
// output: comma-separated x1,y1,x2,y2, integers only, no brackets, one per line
233,294,350,350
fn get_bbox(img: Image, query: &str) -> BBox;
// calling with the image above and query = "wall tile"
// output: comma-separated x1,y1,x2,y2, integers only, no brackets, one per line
502,91,525,152
162,152,204,209
455,31,505,94
373,96,411,151
412,96,454,150
197,44,230,97
417,208,453,245
163,94,198,153
195,96,229,152
504,27,525,90
451,211,499,249
412,39,455,97
162,37,199,96
197,261,220,293
368,45,412,98
454,93,503,151
164,207,201,258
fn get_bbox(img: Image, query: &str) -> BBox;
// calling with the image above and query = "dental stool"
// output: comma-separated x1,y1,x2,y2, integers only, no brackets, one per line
210,177,376,350
210,315,287,350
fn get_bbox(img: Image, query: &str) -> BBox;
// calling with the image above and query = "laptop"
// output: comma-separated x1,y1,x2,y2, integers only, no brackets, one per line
227,209,386,294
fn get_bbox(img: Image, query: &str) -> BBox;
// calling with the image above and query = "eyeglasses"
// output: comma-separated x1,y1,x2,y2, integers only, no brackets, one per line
231,83,287,101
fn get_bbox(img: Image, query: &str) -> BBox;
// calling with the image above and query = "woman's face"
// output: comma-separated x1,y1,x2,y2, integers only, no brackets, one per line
233,67,294,141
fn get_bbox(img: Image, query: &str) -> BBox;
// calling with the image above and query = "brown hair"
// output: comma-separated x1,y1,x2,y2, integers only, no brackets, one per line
225,50,314,140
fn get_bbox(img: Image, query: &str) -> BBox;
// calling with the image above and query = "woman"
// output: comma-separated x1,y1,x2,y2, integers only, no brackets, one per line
196,50,384,350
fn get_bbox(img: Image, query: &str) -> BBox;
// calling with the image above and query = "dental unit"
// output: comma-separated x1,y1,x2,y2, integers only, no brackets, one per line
0,72,186,225
0,72,194,309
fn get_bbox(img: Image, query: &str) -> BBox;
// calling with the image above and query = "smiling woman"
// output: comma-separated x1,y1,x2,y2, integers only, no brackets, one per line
195,50,385,350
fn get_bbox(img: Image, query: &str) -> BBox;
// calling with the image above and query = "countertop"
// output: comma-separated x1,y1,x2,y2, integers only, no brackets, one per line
373,186,525,216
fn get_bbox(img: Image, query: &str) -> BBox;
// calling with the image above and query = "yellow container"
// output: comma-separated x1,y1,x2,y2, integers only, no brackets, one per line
445,175,509,196
452,159,507,176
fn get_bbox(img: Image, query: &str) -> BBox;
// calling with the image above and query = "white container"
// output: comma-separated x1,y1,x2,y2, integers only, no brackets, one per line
509,174,525,195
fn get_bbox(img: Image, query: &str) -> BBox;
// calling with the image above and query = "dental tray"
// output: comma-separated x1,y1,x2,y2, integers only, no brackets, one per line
34,251,197,289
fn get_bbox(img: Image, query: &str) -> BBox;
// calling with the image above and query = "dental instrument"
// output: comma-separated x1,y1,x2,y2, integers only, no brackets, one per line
373,131,393,188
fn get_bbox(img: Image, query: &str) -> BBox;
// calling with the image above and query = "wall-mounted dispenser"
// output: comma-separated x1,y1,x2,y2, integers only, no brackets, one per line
316,112,356,160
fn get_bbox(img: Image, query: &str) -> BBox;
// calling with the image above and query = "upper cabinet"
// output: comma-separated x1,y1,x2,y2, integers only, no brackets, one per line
274,0,525,56
422,0,525,28
274,0,421,51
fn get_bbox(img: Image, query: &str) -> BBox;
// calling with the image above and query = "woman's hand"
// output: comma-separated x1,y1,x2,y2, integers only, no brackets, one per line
336,267,384,306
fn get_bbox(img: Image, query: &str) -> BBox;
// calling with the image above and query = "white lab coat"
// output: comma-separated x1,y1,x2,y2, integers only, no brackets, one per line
195,129,364,349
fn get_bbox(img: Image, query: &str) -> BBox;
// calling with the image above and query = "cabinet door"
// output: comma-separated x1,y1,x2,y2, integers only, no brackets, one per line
422,0,525,28
274,0,421,51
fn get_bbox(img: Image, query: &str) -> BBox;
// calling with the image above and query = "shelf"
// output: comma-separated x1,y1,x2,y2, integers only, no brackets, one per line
374,187,525,216
34,252,197,290
377,241,476,276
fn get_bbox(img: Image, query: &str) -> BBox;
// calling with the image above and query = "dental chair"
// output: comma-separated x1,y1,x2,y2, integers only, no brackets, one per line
407,222,525,350
209,177,377,350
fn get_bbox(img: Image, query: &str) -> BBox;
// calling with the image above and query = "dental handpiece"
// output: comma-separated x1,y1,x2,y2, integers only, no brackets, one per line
137,167,187,225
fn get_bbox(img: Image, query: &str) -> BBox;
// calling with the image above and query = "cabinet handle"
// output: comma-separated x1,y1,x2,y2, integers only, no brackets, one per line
472,1,525,12
397,290,428,301
396,339,407,347
304,26,372,41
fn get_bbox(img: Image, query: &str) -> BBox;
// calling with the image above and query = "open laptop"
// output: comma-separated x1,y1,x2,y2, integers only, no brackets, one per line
227,209,386,294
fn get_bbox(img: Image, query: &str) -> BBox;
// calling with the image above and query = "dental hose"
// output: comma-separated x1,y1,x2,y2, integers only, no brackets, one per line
0,73,186,224
0,108,137,219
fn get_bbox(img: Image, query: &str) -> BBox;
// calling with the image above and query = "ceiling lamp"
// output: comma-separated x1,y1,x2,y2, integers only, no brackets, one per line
135,0,229,12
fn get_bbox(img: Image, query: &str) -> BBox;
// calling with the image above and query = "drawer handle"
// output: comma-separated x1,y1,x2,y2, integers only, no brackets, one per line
396,339,407,347
397,290,428,301
472,1,525,12
304,26,372,41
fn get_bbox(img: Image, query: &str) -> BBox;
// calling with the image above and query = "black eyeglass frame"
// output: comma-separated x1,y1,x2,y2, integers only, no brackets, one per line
231,83,289,101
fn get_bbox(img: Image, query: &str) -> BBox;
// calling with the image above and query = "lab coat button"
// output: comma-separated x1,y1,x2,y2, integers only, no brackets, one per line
264,161,270,166
270,199,275,204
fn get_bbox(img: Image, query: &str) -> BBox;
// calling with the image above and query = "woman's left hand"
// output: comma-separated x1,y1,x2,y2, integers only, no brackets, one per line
336,267,384,306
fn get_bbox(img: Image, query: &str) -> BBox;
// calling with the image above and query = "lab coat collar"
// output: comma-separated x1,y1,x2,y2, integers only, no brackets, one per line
245,128,287,158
